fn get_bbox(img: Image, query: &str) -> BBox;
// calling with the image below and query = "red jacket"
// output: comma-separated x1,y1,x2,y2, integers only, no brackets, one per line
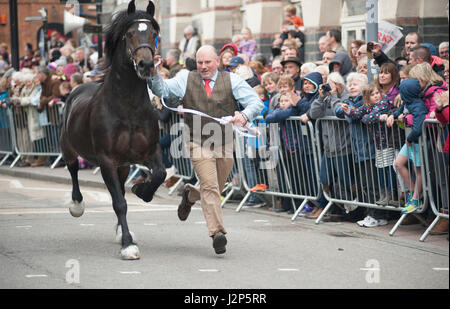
435,105,449,153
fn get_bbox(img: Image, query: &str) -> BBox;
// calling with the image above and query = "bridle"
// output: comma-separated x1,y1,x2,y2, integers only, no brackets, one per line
123,19,157,71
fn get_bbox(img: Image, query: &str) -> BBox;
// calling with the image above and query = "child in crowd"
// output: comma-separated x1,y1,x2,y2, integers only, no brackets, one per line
284,4,304,28
387,79,428,214
261,72,280,104
341,84,397,209
265,91,300,213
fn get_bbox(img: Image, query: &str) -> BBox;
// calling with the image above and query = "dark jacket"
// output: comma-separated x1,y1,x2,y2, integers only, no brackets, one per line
335,94,376,162
292,71,323,155
394,78,428,144
328,52,353,82
265,106,298,153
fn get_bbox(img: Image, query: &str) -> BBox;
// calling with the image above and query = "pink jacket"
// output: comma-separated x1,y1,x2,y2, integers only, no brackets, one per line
406,81,448,126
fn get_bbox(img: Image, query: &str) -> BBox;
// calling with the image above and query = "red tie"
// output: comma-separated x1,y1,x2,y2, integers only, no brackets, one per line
204,79,212,97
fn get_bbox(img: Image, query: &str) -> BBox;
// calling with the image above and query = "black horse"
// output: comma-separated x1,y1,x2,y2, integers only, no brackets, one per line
60,0,166,260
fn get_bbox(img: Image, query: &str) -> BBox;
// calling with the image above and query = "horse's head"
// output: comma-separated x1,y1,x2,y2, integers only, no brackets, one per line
123,0,159,79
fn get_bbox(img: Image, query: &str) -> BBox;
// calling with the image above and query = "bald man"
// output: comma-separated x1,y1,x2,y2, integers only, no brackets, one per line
148,45,264,254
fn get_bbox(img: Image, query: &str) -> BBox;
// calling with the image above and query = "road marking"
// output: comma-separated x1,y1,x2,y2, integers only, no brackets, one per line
198,269,220,272
433,268,449,271
195,221,206,224
119,271,141,274
9,180,24,189
254,220,269,223
80,223,95,226
144,223,157,226
16,225,32,228
26,274,48,278
278,268,299,272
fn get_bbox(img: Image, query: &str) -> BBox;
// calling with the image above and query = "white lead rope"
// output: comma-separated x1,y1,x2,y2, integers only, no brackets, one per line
149,60,260,137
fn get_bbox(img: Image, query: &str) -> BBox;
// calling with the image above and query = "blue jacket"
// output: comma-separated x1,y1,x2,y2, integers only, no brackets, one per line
335,94,376,162
394,79,428,144
291,72,323,155
265,107,298,152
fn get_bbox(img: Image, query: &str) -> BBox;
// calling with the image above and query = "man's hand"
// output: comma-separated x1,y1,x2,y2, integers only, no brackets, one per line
398,114,405,122
152,55,163,76
230,111,248,127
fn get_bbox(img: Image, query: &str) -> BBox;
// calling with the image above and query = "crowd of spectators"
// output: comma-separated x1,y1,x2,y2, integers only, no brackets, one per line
1,3,449,235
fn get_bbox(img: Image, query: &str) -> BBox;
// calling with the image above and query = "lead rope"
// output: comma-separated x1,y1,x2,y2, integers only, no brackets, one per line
149,60,260,137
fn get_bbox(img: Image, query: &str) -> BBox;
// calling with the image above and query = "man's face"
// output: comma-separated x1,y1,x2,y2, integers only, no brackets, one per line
271,60,283,76
318,37,329,53
322,52,335,64
439,46,449,60
405,34,419,56
283,62,300,78
196,48,220,79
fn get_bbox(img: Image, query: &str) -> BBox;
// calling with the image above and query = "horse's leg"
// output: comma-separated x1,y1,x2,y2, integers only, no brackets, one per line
100,164,139,260
60,131,85,217
67,159,85,217
114,166,136,245
132,145,167,203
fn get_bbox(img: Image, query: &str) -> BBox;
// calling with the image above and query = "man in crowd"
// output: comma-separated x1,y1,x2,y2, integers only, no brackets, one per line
166,49,183,78
402,32,421,60
318,35,330,54
326,29,346,53
281,57,302,90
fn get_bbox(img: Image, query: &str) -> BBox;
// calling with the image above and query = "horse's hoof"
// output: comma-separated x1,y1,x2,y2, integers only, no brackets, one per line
69,200,85,217
132,183,154,203
114,227,137,244
120,245,140,260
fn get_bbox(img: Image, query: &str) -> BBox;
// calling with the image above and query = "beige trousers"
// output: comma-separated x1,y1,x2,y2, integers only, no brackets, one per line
188,142,234,237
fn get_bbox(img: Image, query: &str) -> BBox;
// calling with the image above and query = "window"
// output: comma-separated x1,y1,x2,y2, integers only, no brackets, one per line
341,0,366,49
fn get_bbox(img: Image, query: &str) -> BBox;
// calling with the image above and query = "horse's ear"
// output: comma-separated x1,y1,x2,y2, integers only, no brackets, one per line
146,1,155,17
127,0,136,15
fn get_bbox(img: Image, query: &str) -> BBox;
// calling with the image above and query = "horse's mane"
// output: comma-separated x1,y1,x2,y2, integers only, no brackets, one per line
101,9,160,72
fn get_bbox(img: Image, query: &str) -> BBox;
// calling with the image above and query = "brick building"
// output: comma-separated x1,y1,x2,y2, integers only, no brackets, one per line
0,0,99,61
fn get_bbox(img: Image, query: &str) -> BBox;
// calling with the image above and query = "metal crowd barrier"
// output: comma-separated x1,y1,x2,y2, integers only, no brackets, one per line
312,117,428,228
233,116,322,213
0,107,15,165
417,119,449,241
1,104,64,169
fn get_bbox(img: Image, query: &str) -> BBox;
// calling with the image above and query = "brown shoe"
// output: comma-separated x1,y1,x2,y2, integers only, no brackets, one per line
165,176,179,188
177,185,195,221
430,218,449,235
212,232,227,254
306,207,323,219
31,156,48,167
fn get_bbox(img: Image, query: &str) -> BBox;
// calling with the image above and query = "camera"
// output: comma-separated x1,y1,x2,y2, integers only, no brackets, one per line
321,83,332,93
367,42,374,52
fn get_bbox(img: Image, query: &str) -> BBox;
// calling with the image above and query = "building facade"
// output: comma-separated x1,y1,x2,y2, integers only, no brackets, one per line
1,0,448,63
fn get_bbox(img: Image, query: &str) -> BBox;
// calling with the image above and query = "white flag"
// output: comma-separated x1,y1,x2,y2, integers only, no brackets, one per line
378,20,403,54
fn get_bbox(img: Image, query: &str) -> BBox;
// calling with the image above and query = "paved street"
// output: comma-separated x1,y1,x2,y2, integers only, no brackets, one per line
0,171,448,289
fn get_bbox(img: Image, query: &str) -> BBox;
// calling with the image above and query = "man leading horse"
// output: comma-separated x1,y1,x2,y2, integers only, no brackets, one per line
148,45,264,254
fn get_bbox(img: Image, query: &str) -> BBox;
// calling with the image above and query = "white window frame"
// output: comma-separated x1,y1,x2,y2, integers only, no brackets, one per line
340,1,366,49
